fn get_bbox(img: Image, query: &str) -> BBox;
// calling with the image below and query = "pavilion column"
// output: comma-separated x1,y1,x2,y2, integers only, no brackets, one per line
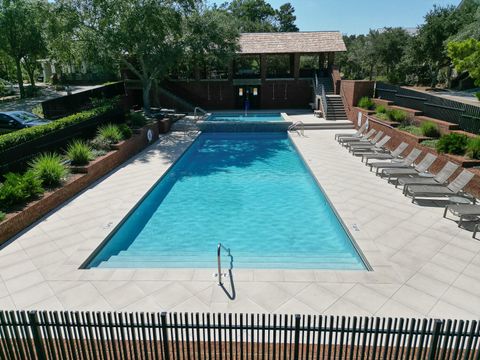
328,52,335,68
260,54,267,81
319,53,326,71
293,54,300,80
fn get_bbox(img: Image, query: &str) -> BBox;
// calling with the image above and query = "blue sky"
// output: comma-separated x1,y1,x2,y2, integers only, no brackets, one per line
214,0,462,35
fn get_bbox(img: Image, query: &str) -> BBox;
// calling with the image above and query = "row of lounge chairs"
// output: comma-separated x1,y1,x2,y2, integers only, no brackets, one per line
336,125,480,237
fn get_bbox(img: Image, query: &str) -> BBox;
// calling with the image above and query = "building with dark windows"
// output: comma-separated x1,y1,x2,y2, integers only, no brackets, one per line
127,31,347,110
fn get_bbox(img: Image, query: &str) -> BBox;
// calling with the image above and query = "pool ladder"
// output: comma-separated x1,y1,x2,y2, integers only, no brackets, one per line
288,121,305,137
216,243,230,285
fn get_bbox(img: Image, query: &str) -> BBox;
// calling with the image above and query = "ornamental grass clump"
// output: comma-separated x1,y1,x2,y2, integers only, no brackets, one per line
436,133,468,155
97,124,123,144
0,171,44,210
357,97,375,110
29,153,68,187
466,137,480,159
420,121,440,138
66,140,93,166
387,109,407,123
126,111,147,128
376,105,387,114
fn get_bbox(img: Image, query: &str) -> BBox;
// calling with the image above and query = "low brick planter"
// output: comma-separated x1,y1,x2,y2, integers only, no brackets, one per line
0,122,161,245
369,115,400,128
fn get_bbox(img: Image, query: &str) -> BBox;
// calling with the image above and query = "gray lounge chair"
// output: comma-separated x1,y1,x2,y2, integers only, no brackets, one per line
351,136,391,156
405,169,475,203
339,128,376,146
363,142,408,163
347,131,384,150
381,153,437,181
369,148,422,174
444,203,480,228
397,161,460,192
335,123,367,141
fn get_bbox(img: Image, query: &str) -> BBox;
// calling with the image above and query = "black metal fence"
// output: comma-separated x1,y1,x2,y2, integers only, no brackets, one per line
0,311,479,360
375,82,480,134
42,82,126,119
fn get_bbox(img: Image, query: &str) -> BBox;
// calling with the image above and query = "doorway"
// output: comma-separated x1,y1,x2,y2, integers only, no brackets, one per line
235,86,261,110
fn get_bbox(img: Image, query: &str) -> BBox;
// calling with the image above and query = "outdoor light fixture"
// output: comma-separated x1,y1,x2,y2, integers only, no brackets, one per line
253,88,258,96
239,88,244,96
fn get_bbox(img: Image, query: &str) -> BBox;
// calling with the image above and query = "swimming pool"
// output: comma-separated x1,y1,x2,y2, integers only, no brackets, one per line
87,133,366,270
205,113,285,122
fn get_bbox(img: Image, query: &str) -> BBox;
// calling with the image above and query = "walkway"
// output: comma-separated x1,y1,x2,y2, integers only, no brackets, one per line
0,130,479,319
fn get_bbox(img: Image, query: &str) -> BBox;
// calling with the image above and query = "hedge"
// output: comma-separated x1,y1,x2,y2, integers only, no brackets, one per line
0,102,117,153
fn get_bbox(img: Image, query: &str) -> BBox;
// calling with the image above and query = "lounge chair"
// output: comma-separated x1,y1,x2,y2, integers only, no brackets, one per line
363,142,409,163
369,148,422,174
473,223,480,239
339,128,376,145
347,131,384,150
381,153,437,181
405,169,475,203
444,203,480,228
397,161,459,192
351,136,391,156
335,123,367,141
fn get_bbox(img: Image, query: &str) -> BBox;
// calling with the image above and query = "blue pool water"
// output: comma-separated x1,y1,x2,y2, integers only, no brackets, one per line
206,113,284,122
88,133,366,270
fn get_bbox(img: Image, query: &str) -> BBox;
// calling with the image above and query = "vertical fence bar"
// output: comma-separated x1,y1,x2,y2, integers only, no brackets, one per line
161,312,170,360
293,315,301,360
28,311,47,360
428,320,443,360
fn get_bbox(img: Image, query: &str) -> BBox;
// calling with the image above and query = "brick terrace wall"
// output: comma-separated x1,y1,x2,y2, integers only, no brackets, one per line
348,105,480,198
0,123,160,245
341,80,375,118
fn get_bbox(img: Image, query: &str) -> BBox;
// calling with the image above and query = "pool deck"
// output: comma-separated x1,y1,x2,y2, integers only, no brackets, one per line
1,125,480,319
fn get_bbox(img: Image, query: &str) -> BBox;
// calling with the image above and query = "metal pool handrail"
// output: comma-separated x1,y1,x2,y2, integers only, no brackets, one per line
288,121,305,137
217,243,230,285
194,107,208,121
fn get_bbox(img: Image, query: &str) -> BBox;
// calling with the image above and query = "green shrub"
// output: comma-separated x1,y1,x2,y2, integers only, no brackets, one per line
357,97,375,110
126,111,147,128
374,112,389,121
0,211,5,222
97,124,123,144
0,171,44,210
398,125,423,136
0,104,116,152
29,153,68,187
436,133,468,155
376,105,387,114
466,137,480,159
66,140,93,166
118,124,133,139
91,136,112,151
387,109,408,122
420,121,440,138
476,92,480,101
421,139,439,149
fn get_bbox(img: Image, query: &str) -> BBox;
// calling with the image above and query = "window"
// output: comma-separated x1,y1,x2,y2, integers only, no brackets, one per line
299,55,320,77
234,56,261,79
266,55,293,79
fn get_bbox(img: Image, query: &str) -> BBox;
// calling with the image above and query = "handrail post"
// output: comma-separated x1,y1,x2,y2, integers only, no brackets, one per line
293,314,301,360
217,243,223,285
28,311,47,360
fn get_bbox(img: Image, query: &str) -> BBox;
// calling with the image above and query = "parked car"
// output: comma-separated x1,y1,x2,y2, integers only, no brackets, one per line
0,111,51,134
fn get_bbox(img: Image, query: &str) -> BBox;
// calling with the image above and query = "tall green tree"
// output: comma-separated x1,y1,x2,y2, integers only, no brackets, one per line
276,3,298,32
0,0,46,98
448,39,480,86
68,0,238,112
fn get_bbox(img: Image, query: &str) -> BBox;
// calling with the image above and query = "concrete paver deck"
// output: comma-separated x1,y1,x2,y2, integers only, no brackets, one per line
0,130,479,319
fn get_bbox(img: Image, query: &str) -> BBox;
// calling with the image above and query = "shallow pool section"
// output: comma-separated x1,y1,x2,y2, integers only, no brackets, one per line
88,133,366,270
205,113,284,122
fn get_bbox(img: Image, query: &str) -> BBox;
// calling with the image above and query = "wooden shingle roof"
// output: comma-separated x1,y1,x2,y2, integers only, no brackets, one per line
239,32,347,54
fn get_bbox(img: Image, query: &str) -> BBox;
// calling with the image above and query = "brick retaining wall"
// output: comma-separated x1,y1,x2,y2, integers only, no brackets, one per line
0,122,161,245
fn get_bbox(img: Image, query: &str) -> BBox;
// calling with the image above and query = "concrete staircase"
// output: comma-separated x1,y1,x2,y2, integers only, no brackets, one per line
325,95,348,121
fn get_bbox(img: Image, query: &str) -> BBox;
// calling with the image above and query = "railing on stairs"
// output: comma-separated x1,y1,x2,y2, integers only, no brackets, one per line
320,84,328,119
